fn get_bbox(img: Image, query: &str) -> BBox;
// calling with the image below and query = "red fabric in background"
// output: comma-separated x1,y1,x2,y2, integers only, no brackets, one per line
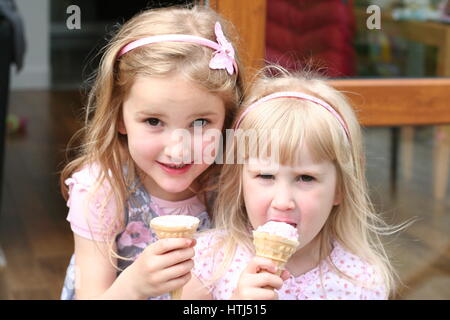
266,0,356,77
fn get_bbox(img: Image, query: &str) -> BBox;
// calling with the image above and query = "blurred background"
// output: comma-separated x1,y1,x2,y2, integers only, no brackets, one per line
0,0,449,299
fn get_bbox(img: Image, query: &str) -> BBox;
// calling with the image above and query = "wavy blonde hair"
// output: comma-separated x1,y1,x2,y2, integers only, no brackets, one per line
60,5,244,265
210,66,405,298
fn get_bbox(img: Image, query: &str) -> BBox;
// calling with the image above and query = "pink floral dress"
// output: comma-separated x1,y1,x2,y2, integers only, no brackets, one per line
192,230,388,300
60,165,212,300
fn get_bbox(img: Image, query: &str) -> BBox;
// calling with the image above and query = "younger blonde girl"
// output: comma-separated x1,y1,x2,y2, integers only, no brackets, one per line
183,67,400,300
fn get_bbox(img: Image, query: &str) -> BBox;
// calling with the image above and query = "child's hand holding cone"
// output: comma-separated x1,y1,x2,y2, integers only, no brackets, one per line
232,221,299,299
149,215,200,299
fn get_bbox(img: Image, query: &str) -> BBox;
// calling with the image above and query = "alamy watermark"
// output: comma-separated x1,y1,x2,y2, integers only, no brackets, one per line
66,5,81,30
66,4,382,31
366,5,381,30
165,127,280,168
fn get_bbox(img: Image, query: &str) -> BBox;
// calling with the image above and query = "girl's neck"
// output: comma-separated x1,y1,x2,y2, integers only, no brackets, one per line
286,235,330,277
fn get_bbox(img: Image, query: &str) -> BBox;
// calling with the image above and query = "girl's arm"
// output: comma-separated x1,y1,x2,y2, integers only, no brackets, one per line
73,234,142,299
181,273,213,300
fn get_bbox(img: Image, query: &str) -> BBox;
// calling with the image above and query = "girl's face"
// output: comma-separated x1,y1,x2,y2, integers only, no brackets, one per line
120,74,225,201
242,144,341,251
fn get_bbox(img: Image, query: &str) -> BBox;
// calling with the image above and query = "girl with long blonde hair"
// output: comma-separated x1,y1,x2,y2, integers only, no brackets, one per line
60,5,244,300
183,67,401,300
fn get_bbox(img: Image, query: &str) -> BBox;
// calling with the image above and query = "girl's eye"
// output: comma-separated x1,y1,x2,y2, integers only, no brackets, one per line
192,119,209,127
146,118,161,127
297,175,314,182
257,174,274,180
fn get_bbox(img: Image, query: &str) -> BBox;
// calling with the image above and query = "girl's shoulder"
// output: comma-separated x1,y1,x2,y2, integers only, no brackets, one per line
193,229,234,267
192,228,251,298
64,163,118,216
64,163,122,242
65,163,110,191
194,229,226,252
194,229,251,267
191,229,225,283
330,241,382,281
327,241,386,296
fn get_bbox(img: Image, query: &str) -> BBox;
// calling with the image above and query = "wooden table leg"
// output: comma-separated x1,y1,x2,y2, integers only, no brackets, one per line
391,127,400,198
433,126,450,200
401,126,414,182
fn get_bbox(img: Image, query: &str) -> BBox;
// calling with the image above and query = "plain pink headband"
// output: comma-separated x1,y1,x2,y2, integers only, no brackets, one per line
234,91,350,140
117,22,238,75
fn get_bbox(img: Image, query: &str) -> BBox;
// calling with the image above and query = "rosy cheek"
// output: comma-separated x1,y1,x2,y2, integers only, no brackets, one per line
300,205,330,237
251,195,269,219
135,139,162,156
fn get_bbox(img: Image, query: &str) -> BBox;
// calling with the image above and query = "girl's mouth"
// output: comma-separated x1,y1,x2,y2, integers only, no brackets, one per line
269,219,297,228
156,161,193,174
163,163,188,169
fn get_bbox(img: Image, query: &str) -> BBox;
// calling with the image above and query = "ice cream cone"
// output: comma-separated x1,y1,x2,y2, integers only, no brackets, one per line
253,231,299,276
149,215,200,300
150,223,199,240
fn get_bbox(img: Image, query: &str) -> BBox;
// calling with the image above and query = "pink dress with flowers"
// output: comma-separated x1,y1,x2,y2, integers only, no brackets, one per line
60,165,212,300
192,230,388,300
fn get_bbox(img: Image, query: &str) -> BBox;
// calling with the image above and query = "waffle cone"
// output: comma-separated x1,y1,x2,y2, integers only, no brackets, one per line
150,224,198,240
170,288,183,300
253,231,299,275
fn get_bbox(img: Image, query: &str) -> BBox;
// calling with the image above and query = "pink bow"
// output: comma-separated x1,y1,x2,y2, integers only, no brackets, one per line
209,22,236,75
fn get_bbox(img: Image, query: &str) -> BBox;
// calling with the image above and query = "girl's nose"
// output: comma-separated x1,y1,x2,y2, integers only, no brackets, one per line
271,186,295,211
163,131,192,163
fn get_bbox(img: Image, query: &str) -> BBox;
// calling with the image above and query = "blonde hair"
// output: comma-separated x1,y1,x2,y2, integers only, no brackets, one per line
211,66,405,298
60,5,244,266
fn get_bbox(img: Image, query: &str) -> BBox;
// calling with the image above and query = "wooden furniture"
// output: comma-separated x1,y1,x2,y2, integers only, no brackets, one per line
327,78,450,126
329,78,450,194
354,7,450,200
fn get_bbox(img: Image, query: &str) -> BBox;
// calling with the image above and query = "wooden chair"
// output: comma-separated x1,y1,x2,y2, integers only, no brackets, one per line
353,7,450,200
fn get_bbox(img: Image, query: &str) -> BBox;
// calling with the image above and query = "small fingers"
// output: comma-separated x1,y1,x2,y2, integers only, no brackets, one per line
146,246,195,275
149,268,193,297
158,258,195,283
164,270,192,293
237,270,283,300
165,246,195,265
239,284,279,300
245,256,279,275
151,238,195,255
280,269,291,281
253,271,284,290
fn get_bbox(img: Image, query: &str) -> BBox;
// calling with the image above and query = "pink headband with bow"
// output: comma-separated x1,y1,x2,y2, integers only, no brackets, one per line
234,91,351,140
117,22,237,75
